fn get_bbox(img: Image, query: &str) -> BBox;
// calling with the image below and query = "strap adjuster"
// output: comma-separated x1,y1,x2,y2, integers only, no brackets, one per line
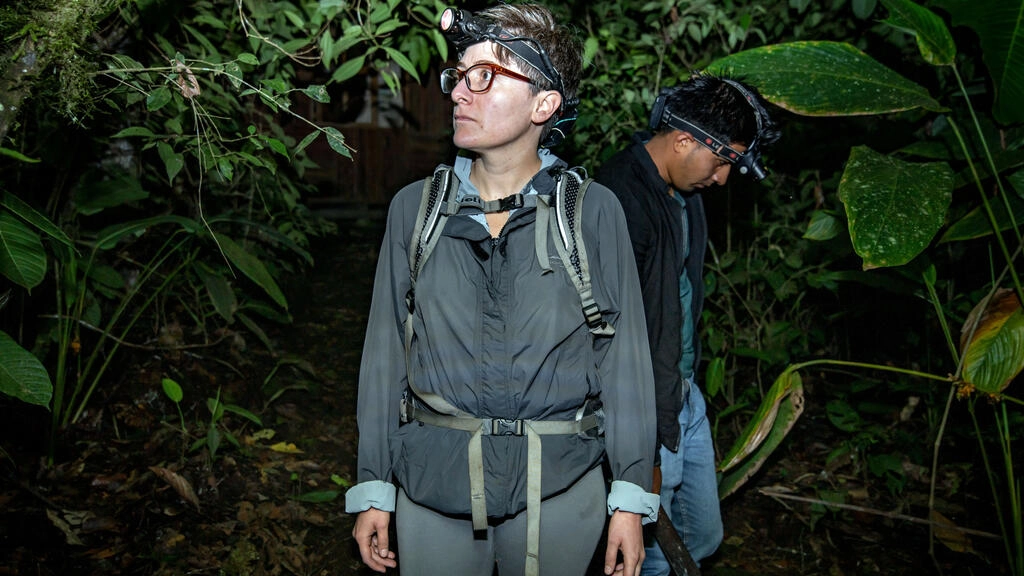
488,418,524,436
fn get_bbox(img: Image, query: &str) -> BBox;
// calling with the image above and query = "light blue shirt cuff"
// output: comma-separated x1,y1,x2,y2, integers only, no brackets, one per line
607,480,660,525
344,480,397,514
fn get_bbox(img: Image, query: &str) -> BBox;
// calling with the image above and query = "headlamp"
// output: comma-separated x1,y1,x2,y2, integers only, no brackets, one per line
649,83,769,181
438,6,578,148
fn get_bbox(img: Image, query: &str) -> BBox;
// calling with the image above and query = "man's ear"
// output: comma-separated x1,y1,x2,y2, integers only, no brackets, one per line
532,91,563,124
674,130,695,152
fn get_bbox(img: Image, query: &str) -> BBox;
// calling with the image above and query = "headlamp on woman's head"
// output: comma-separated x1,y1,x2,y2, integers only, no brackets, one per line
438,6,578,148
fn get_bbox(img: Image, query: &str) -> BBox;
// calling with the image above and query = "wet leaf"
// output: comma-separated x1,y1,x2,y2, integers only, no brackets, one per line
838,146,953,269
705,41,942,116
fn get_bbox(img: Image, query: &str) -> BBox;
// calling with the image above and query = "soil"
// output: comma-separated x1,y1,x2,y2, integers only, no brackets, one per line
0,218,1010,576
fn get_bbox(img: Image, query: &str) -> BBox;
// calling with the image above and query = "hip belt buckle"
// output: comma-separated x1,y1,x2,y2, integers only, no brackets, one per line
489,418,524,436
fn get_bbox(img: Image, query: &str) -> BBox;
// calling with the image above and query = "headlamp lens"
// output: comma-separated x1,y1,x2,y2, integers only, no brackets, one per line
440,7,457,33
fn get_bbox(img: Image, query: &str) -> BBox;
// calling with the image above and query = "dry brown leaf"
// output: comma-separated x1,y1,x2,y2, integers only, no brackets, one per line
930,509,974,553
149,466,201,512
174,61,201,99
45,509,84,546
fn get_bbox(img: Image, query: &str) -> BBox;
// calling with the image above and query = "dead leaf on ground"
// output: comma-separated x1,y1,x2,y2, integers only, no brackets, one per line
930,510,974,553
149,465,201,512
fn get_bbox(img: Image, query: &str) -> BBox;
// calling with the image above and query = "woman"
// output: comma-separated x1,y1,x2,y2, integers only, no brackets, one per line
344,5,658,575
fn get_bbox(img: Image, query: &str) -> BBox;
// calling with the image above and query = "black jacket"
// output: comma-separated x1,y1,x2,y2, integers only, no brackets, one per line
595,133,707,452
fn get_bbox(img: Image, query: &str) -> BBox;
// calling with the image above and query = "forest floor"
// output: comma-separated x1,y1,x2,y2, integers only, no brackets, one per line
0,219,1010,576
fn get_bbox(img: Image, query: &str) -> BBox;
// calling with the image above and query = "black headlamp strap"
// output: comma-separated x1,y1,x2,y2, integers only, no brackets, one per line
491,37,559,90
661,111,744,164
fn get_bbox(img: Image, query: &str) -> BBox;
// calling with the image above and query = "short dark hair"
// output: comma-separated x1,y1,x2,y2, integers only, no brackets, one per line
658,73,780,148
475,4,581,143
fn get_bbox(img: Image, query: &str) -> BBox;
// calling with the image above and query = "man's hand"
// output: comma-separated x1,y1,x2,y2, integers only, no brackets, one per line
353,508,397,573
604,510,645,576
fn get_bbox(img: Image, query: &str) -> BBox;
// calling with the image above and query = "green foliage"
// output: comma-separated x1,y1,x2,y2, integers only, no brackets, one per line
710,0,1022,569
0,0,445,460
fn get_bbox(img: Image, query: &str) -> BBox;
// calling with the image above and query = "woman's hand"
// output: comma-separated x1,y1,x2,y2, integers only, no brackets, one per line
604,510,645,575
353,508,398,573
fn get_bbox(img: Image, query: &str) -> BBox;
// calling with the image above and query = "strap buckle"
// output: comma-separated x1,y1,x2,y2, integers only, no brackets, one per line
488,418,524,436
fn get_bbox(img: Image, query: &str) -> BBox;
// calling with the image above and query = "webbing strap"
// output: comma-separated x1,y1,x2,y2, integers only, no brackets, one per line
404,167,469,419
548,169,615,336
406,403,599,575
535,195,552,274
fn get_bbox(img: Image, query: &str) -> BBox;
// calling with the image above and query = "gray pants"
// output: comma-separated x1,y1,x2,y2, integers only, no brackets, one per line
396,465,606,576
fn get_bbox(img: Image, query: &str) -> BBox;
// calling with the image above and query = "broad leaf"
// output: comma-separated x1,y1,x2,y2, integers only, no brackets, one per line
706,41,942,116
157,142,184,184
0,212,46,288
880,0,956,66
838,146,953,269
195,262,237,322
936,0,1024,125
960,289,1024,395
323,126,351,158
332,55,366,84
803,210,844,241
1,192,74,249
0,330,53,407
718,370,805,499
212,233,288,310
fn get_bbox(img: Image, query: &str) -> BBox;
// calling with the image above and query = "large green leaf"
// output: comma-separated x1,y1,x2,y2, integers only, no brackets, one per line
936,0,1024,125
706,41,943,116
961,289,1024,395
718,370,805,499
0,330,53,407
880,0,956,66
838,146,953,269
212,233,288,310
0,212,47,289
1,192,74,249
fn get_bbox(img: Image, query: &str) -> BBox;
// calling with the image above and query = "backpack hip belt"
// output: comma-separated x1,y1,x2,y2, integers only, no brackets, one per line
401,395,601,576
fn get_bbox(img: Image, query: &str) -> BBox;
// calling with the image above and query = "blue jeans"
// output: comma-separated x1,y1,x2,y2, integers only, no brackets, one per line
641,379,723,575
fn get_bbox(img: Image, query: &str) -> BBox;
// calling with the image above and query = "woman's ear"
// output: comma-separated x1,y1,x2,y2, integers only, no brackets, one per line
532,91,563,124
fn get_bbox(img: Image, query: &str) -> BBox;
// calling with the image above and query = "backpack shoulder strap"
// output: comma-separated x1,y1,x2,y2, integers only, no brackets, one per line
409,165,458,289
543,166,615,336
403,165,470,418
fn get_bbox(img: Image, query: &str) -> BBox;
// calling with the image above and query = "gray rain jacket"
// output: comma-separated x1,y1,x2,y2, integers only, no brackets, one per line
345,152,658,522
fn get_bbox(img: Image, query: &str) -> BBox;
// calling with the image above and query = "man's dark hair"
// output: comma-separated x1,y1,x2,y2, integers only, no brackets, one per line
658,73,780,148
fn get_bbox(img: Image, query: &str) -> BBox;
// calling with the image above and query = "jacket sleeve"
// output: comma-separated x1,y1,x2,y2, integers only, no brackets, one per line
343,183,420,514
585,184,660,524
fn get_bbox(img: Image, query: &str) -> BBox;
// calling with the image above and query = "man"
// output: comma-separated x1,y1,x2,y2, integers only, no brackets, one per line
595,73,779,574
346,4,659,576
